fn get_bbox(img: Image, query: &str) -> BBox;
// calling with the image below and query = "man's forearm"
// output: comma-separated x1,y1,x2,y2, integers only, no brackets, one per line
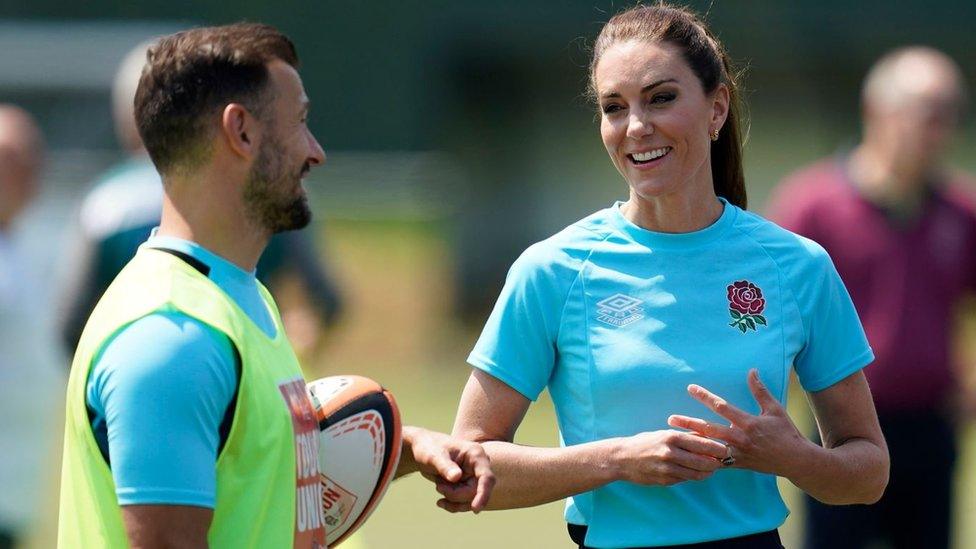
122,504,212,549
394,425,422,478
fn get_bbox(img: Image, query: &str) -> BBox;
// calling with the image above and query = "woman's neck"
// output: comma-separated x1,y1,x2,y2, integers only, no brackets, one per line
622,189,724,233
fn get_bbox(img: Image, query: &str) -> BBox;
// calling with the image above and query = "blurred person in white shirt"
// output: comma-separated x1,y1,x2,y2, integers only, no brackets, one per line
0,104,65,549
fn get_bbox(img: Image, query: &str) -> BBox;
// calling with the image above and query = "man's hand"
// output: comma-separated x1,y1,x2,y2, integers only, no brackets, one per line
396,425,495,513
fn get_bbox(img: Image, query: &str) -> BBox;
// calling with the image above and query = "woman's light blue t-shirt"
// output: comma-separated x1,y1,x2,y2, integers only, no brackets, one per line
86,234,277,508
468,199,873,548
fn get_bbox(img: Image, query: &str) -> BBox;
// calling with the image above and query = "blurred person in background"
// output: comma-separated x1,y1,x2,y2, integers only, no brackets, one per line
768,46,975,549
450,5,887,549
58,23,492,548
58,40,343,361
0,105,64,549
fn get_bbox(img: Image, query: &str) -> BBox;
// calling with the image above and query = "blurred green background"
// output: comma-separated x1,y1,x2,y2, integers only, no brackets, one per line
4,1,976,547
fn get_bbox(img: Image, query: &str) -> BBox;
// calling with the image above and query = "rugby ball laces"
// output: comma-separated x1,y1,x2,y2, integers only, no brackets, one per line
306,375,402,546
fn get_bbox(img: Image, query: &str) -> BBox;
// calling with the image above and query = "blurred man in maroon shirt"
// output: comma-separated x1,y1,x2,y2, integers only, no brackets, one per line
769,47,975,549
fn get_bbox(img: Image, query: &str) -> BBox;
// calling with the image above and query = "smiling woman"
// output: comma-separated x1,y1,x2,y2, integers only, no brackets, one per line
595,38,727,234
450,3,889,549
589,4,746,219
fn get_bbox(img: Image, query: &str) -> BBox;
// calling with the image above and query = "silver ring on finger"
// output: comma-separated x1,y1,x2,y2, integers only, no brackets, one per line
721,444,736,467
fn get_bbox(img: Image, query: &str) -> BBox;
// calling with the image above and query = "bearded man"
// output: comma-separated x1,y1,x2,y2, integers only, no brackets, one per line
58,23,493,548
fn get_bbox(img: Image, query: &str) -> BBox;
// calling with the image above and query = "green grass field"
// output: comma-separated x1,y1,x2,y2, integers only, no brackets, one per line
25,217,976,549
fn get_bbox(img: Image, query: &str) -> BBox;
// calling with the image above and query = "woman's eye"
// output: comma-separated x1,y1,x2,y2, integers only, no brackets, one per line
602,104,623,114
651,93,676,104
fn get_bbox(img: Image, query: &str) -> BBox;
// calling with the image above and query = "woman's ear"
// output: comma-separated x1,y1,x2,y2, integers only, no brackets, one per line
711,83,731,134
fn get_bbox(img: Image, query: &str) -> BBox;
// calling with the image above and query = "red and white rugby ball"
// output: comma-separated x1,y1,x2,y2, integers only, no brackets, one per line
306,375,402,547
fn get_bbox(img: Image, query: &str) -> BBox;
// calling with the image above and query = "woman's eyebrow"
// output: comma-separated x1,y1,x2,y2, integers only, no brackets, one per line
601,78,678,99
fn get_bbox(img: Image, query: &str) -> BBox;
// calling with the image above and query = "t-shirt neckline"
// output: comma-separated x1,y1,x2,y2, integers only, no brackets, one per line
141,233,281,342
608,197,737,249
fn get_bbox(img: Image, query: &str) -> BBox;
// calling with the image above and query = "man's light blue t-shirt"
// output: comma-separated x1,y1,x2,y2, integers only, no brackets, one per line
468,199,873,548
86,234,277,508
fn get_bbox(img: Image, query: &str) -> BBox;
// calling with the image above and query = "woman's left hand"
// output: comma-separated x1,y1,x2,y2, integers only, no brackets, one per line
667,369,813,477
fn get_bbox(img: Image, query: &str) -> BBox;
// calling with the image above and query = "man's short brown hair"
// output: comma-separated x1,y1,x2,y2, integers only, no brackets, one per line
134,23,298,176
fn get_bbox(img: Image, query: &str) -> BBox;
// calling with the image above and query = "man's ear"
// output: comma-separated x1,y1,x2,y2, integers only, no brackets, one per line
220,103,259,160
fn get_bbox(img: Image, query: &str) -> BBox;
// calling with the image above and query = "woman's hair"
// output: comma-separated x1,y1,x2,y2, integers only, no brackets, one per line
589,3,747,209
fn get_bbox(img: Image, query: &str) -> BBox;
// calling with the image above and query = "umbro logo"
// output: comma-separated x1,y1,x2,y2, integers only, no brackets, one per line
595,293,645,327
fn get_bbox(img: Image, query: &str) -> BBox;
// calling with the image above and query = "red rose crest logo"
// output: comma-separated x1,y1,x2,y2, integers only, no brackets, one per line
727,280,767,333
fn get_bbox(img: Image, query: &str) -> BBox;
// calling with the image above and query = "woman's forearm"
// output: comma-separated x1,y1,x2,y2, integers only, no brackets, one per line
452,371,730,510
793,371,890,505
787,436,889,505
478,439,622,510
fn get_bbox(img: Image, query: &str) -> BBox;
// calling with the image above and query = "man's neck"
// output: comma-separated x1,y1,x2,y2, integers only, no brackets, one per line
848,145,933,217
157,186,269,272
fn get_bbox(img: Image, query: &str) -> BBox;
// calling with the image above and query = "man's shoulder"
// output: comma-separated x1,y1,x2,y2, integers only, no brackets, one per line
939,170,976,218
96,310,235,373
781,157,847,184
766,157,861,234
774,158,852,207
89,309,238,410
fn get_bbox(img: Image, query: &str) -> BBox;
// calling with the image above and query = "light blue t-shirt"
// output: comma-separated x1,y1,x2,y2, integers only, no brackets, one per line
468,199,873,548
86,234,277,508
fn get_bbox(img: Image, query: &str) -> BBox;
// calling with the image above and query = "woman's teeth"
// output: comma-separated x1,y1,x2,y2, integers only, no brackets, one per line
630,147,671,163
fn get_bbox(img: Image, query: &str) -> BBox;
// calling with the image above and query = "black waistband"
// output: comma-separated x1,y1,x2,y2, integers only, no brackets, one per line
567,524,783,549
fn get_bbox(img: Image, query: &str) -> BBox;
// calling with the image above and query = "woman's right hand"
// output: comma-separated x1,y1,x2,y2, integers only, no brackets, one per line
612,430,728,486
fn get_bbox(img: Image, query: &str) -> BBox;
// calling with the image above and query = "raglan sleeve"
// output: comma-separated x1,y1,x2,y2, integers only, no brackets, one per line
466,243,575,401
790,242,875,392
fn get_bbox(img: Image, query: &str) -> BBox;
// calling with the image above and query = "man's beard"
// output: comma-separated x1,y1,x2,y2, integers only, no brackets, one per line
243,138,312,234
